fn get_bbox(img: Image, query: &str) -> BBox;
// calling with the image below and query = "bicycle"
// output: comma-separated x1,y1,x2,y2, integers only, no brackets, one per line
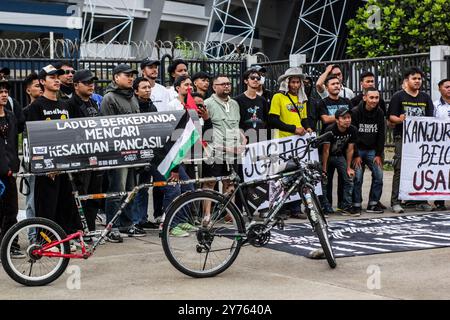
160,132,336,278
0,163,225,286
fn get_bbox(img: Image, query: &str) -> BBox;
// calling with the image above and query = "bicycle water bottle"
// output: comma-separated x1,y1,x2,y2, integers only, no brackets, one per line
304,193,314,209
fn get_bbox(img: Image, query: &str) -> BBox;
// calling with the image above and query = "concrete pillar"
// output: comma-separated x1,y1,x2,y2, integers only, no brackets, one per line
289,54,306,68
430,45,450,101
246,54,258,68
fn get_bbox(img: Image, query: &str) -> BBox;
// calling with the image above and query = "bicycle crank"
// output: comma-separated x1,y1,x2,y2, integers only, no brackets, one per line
247,224,271,247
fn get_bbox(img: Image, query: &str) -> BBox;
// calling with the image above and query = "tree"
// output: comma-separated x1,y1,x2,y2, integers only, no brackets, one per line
346,0,450,58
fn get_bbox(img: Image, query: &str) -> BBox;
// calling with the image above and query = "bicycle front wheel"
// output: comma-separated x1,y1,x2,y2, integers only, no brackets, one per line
0,217,71,286
305,190,337,268
161,190,246,278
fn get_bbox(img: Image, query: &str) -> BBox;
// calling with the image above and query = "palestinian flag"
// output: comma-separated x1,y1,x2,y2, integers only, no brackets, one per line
156,111,200,179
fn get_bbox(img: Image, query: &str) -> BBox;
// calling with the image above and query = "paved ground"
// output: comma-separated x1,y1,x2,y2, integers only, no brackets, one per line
1,170,449,300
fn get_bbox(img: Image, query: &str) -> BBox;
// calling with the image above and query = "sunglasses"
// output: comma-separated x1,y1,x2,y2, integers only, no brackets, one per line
249,76,261,81
81,80,95,85
215,82,231,87
63,70,76,75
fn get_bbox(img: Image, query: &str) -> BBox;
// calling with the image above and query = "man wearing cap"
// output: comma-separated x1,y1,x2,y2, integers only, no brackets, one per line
66,70,103,234
192,71,210,99
27,64,82,237
0,80,23,258
322,107,359,216
140,58,171,111
253,65,273,104
268,67,310,219
100,64,144,242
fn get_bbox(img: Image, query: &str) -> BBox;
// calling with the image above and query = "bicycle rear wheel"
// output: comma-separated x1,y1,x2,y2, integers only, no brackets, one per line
305,190,337,268
161,190,246,278
0,217,71,286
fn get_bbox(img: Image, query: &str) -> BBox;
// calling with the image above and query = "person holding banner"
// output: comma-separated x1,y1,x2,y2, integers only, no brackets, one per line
27,65,82,241
100,64,145,242
0,80,23,258
387,67,435,213
268,67,310,219
351,87,386,214
66,70,104,234
432,78,450,211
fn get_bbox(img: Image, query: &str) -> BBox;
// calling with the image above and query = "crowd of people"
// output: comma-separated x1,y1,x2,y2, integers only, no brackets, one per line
0,58,449,256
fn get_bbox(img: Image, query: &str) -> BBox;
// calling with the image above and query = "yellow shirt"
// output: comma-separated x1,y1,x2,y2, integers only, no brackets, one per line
269,92,308,138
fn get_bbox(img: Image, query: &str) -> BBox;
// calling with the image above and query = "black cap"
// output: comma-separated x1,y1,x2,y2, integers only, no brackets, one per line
112,64,138,76
73,69,98,83
140,57,160,70
253,65,267,73
191,71,210,83
335,107,352,118
0,67,10,76
0,80,10,90
38,64,65,79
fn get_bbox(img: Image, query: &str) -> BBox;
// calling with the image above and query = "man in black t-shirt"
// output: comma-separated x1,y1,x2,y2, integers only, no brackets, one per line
387,67,434,213
27,65,81,237
322,107,358,216
235,68,270,143
318,75,353,209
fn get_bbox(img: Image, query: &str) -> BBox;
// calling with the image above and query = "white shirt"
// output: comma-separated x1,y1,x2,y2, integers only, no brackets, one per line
166,98,184,112
433,97,450,119
150,82,171,112
167,86,178,101
319,85,355,100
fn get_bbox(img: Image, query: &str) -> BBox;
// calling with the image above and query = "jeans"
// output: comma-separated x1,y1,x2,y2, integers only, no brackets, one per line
25,175,35,219
324,155,353,209
105,168,136,229
391,137,402,206
133,165,194,225
352,149,383,207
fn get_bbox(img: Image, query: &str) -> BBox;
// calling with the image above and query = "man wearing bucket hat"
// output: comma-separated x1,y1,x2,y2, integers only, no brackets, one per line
268,67,311,219
268,67,311,139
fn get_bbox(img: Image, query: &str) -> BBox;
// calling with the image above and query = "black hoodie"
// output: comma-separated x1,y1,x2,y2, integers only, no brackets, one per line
351,101,385,157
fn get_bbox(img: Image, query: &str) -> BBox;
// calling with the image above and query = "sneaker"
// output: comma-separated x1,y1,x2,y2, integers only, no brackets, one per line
432,204,448,211
177,223,199,232
392,204,404,213
201,214,211,227
290,212,307,219
10,249,26,259
366,204,384,214
323,208,334,217
123,225,146,237
106,231,124,243
416,203,432,211
377,201,387,210
70,240,82,252
338,207,360,217
169,226,189,237
137,221,159,229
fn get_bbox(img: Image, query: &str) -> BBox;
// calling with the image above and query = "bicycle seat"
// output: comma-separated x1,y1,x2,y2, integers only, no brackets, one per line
278,159,298,174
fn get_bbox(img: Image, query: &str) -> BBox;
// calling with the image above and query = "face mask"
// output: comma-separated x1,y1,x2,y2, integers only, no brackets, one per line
260,76,265,86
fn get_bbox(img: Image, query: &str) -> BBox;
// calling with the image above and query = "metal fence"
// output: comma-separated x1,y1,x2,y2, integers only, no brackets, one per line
446,55,450,79
1,52,433,148
0,55,246,107
255,53,431,147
